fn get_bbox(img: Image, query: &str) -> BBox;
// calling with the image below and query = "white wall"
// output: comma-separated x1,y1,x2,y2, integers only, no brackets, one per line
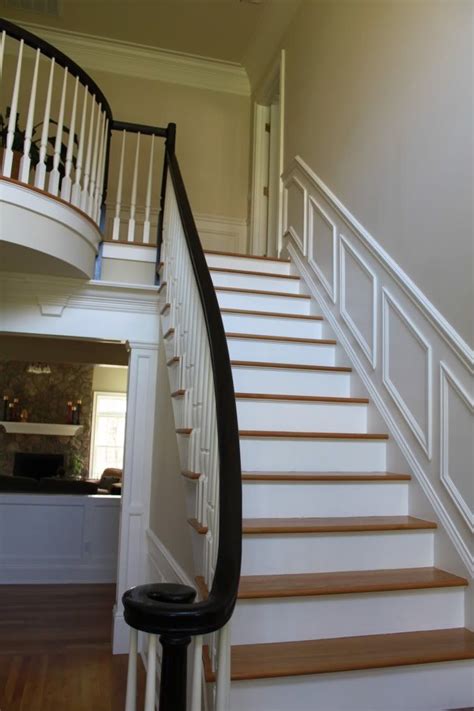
0,493,120,583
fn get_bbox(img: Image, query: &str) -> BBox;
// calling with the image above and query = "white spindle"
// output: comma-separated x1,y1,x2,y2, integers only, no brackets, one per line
144,634,157,711
143,134,155,243
80,96,96,211
94,117,109,224
112,130,126,240
2,39,24,178
127,132,141,242
19,48,40,184
124,627,138,711
190,635,204,711
0,31,6,84
34,57,54,189
60,74,79,202
87,103,102,216
71,85,88,206
48,65,68,196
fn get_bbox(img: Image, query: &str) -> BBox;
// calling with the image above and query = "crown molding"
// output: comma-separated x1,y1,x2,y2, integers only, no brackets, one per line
6,19,251,96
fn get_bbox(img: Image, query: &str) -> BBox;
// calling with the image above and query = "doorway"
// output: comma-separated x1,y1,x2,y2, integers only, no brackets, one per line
249,50,286,258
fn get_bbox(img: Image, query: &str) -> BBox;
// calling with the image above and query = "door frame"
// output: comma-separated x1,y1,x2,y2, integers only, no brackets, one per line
249,49,286,256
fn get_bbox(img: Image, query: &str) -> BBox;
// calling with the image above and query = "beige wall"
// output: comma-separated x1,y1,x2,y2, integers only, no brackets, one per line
249,0,473,345
149,343,194,578
92,365,128,393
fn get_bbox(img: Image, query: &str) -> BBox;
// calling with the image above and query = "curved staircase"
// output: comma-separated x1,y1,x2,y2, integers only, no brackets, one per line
161,249,474,711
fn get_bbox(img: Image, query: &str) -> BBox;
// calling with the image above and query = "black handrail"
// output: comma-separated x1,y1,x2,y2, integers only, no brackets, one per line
0,18,113,123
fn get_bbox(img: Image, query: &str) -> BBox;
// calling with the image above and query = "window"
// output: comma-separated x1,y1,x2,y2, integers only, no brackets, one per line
89,392,127,479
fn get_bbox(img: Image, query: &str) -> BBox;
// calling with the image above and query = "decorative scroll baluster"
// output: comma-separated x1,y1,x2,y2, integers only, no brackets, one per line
71,85,88,206
94,117,109,224
143,134,155,243
80,96,96,211
48,65,68,196
87,104,102,216
2,39,23,177
127,132,141,242
60,74,79,202
112,129,126,240
19,47,40,183
35,57,55,189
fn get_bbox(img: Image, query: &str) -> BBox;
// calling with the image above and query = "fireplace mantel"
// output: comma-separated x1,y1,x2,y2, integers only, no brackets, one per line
0,422,83,436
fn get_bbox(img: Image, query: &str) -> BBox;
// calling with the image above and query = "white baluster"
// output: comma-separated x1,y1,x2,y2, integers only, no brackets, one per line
19,48,40,183
112,130,126,240
144,634,157,711
2,39,24,178
143,134,155,243
94,117,109,224
48,65,68,196
191,635,204,711
60,74,79,202
127,132,141,242
0,31,6,83
71,85,88,206
87,103,102,216
124,627,138,711
35,57,55,189
80,96,96,211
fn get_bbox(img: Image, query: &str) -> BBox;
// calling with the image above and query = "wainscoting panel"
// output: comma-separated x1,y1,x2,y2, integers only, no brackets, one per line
0,494,120,583
308,196,337,302
282,155,474,576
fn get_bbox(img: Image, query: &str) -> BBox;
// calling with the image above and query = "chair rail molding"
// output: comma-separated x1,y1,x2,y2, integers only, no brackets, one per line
282,155,474,578
6,20,250,96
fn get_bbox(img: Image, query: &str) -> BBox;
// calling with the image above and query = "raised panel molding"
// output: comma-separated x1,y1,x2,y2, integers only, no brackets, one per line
440,363,474,532
382,289,432,460
339,235,377,368
308,196,337,302
284,176,306,254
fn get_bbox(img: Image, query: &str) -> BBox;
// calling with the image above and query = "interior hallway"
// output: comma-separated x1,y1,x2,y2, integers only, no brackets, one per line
0,584,145,711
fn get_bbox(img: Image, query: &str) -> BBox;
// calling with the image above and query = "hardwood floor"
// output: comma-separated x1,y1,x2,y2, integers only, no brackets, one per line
0,584,145,711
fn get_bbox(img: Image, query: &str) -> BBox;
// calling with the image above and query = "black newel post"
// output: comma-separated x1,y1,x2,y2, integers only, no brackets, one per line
159,632,192,711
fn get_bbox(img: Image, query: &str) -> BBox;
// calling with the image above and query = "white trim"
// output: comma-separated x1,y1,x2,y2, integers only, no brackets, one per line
283,155,474,372
339,234,377,368
288,243,474,577
102,242,157,263
382,288,433,460
146,528,195,589
308,195,338,304
7,20,250,96
284,175,307,254
440,362,474,532
249,103,270,256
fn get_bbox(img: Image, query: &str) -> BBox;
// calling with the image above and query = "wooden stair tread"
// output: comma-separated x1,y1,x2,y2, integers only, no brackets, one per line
210,266,300,280
163,327,174,339
181,470,200,480
176,428,192,435
171,389,185,398
235,393,368,403
221,308,323,321
231,360,351,372
166,356,179,366
218,628,474,681
157,281,167,294
160,303,171,315
242,516,437,534
205,249,290,263
241,472,411,481
188,518,208,534
226,332,336,345
239,431,388,440
216,286,310,299
237,567,468,599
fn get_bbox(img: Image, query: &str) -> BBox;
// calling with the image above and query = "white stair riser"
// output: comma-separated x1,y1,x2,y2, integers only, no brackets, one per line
232,587,465,644
242,481,408,517
217,290,311,315
222,312,323,339
228,338,336,366
229,660,474,711
240,438,387,472
241,531,434,575
237,399,368,432
232,366,350,397
206,253,291,275
211,271,301,294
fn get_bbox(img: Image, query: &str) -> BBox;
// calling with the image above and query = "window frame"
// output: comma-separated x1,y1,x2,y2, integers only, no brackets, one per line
89,390,127,480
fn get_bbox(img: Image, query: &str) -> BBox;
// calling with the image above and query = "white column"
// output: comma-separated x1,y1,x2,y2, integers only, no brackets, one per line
113,341,159,654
